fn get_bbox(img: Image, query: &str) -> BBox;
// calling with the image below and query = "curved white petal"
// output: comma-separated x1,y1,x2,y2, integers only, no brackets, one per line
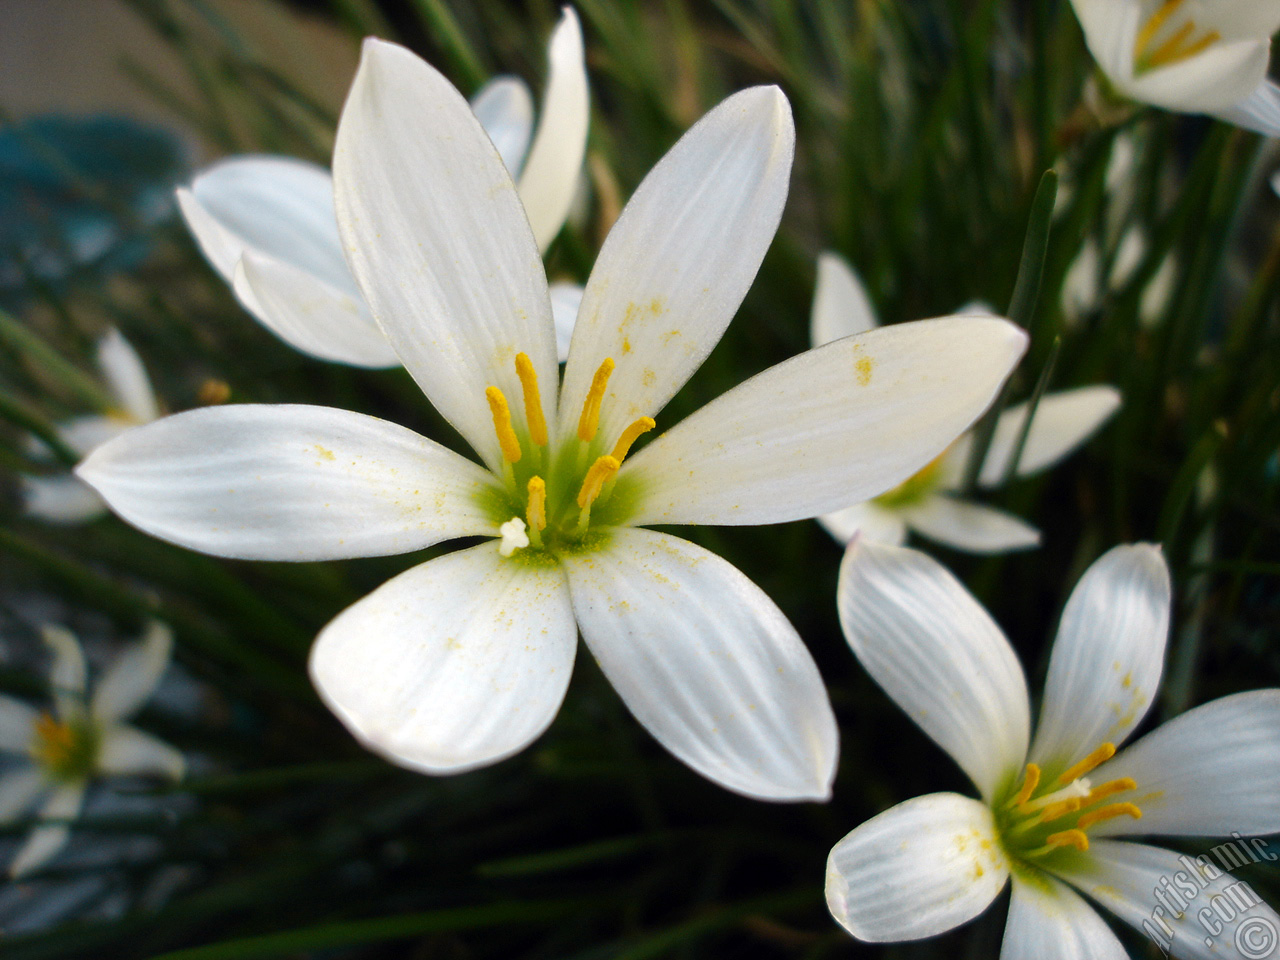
9,783,83,879
1055,839,1280,960
817,501,907,547
470,76,535,177
1030,544,1170,775
310,544,576,774
1093,690,1280,838
974,386,1122,487
811,251,878,347
518,7,590,253
826,793,1009,941
1002,873,1129,960
234,251,398,368
1216,79,1280,137
21,475,107,525
837,540,1030,801
902,495,1041,554
563,527,837,802
0,696,39,754
620,316,1027,527
76,405,500,561
0,769,46,822
549,280,584,362
97,329,158,423
558,86,794,447
90,622,172,724
333,39,558,473
42,626,86,715
55,414,132,458
97,723,185,779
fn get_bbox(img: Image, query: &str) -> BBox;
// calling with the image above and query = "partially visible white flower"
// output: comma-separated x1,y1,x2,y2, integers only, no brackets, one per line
22,329,160,525
812,253,1119,554
1062,228,1176,327
0,623,183,879
1068,0,1280,136
177,7,590,367
828,539,1280,958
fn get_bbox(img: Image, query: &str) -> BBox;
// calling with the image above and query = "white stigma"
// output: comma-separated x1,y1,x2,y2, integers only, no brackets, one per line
498,517,530,557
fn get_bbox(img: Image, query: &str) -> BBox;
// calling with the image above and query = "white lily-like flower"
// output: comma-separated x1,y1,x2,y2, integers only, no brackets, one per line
811,253,1119,554
77,39,1027,801
829,539,1280,959
1068,0,1280,136
177,7,589,367
0,623,183,879
22,328,160,525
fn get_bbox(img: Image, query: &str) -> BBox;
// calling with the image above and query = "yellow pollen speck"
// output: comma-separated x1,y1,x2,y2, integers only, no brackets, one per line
314,445,336,462
514,353,548,447
577,358,615,442
1045,829,1089,852
577,455,620,509
855,354,874,385
1058,742,1115,785
486,386,522,463
611,417,656,462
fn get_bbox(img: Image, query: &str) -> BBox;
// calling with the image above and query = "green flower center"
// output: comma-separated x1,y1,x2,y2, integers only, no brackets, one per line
32,711,98,782
873,452,947,509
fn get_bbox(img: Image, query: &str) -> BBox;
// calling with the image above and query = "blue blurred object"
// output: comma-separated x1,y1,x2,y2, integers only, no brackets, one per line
0,115,190,306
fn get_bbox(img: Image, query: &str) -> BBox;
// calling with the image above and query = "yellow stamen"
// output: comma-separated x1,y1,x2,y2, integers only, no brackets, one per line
32,713,74,767
1038,797,1084,824
1058,742,1115,785
1076,802,1143,832
610,417,656,462
577,358,616,443
1151,27,1219,68
1009,763,1041,809
1146,20,1196,64
1044,829,1089,853
514,353,548,447
1134,0,1185,61
1083,777,1137,806
527,476,547,532
577,455,620,510
486,386,522,464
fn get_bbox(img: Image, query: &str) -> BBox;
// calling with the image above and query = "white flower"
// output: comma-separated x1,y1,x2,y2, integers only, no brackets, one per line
811,253,1119,554
78,39,1027,801
0,623,183,879
829,539,1280,959
1069,0,1280,136
22,329,160,525
177,7,590,367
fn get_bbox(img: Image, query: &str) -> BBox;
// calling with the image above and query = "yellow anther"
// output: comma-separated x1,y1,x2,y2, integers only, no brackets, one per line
32,713,75,768
526,476,547,532
1134,0,1185,61
485,386,522,464
1009,763,1041,809
610,417,656,462
1044,829,1090,853
1057,742,1115,785
577,357,616,443
1149,27,1219,68
514,353,548,447
1076,802,1143,832
1038,797,1084,824
577,455,620,510
1084,777,1137,806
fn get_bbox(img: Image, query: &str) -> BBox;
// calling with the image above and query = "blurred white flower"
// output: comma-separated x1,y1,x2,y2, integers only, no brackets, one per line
1069,0,1280,136
828,540,1280,957
0,623,183,879
1062,228,1177,327
811,253,1119,554
77,40,1027,801
177,7,590,366
21,329,159,525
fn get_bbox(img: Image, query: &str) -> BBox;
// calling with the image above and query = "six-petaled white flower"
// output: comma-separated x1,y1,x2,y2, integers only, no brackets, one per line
0,623,183,879
76,38,1027,801
828,539,1280,959
177,7,590,367
810,253,1120,554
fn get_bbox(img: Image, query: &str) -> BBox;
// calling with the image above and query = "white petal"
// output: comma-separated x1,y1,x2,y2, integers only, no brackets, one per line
811,251,878,347
54,414,132,457
0,769,46,822
558,86,794,447
310,544,576,774
42,626,86,713
0,696,38,754
1216,79,1280,137
90,622,172,724
562,527,838,802
1001,873,1129,960
1123,38,1272,113
517,7,590,253
470,76,535,176
620,316,1026,527
1055,839,1280,960
9,783,83,879
234,251,398,368
1092,690,1280,838
1030,544,1171,775
825,793,1009,942
21,475,107,525
96,329,158,423
549,280,583,362
333,39,558,473
76,405,500,561
973,386,1121,487
96,724,185,779
837,540,1030,801
816,501,906,547
902,495,1041,554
